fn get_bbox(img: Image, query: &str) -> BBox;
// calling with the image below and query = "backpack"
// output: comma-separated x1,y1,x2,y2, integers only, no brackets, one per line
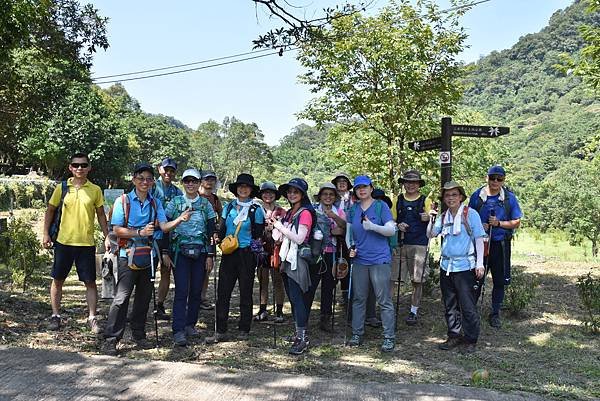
170,196,209,243
114,194,158,250
313,208,332,257
396,194,426,223
286,207,322,264
48,181,68,243
348,199,397,252
473,186,515,240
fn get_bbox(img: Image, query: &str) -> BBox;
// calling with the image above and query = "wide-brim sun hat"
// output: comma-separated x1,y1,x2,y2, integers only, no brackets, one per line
313,182,339,202
259,181,281,200
372,188,393,209
228,173,259,198
278,178,309,198
398,169,425,187
331,172,353,189
441,180,467,201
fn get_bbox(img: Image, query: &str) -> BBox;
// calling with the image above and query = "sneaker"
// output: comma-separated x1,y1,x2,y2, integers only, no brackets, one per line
405,312,418,326
488,314,502,328
155,304,171,321
273,314,285,324
101,338,118,356
174,331,187,346
185,325,200,337
347,334,363,347
88,317,102,334
438,336,463,351
48,316,61,331
238,331,250,340
253,310,268,322
289,336,309,355
205,332,228,344
365,317,382,328
459,342,477,354
381,338,395,353
199,300,214,310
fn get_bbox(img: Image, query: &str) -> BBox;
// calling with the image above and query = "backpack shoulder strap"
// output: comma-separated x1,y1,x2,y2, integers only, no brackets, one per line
474,187,485,212
502,186,513,217
60,181,68,202
122,194,130,228
417,195,426,213
462,206,473,238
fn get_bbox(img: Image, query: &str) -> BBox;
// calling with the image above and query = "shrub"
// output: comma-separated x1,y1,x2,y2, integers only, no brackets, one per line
423,253,440,297
0,215,50,291
505,266,539,315
577,270,600,334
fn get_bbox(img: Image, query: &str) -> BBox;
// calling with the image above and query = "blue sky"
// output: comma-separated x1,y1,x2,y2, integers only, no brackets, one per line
90,0,573,145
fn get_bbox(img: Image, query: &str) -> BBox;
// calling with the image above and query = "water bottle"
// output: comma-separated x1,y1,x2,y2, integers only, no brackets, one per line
311,229,324,258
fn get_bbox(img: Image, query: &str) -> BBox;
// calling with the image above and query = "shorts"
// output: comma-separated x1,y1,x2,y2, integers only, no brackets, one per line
51,242,96,283
400,244,428,283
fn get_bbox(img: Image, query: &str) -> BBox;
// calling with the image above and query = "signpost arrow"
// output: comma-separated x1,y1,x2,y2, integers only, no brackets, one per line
408,137,442,152
451,125,510,138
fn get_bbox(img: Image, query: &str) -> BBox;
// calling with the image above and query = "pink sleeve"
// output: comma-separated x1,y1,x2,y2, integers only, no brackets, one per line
338,209,346,220
298,210,313,232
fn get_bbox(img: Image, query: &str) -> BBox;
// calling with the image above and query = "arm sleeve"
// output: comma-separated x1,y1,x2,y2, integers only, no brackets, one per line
207,217,216,236
365,220,397,237
475,237,484,268
273,221,309,245
427,215,442,238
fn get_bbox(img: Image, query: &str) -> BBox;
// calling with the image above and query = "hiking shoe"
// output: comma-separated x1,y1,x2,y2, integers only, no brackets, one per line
365,317,382,328
289,337,309,355
438,336,463,351
253,310,268,322
238,331,250,341
405,312,418,326
101,338,118,356
185,325,200,337
199,300,214,310
488,314,502,328
205,332,228,344
273,314,285,324
347,334,363,347
173,331,187,347
319,315,333,332
155,304,171,321
48,316,61,331
284,332,297,343
381,338,395,353
459,342,477,354
88,317,102,334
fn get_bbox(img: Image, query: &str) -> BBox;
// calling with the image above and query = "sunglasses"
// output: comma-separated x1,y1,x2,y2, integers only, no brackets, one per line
135,176,154,183
183,178,199,184
489,175,505,182
70,163,89,169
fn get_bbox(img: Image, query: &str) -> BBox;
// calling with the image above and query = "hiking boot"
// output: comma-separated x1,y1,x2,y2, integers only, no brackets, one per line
88,317,102,334
101,338,118,356
155,304,171,321
405,312,418,326
289,334,309,355
205,332,228,344
381,338,395,353
284,332,297,343
185,325,200,337
238,331,250,341
488,314,502,328
438,336,463,351
199,300,214,311
253,310,268,322
459,342,477,354
173,331,187,347
365,317,382,328
273,313,285,324
347,334,363,347
48,316,61,331
319,315,333,332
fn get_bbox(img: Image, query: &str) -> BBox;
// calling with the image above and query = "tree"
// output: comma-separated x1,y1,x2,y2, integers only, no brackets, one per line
297,0,467,193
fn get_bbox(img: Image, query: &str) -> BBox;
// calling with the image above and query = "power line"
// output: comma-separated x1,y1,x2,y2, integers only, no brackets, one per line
92,48,274,80
93,48,297,85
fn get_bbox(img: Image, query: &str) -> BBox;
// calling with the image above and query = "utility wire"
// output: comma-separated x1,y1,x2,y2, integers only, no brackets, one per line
93,48,297,85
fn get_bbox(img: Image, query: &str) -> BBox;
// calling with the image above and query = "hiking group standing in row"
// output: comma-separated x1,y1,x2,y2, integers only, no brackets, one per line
43,153,522,356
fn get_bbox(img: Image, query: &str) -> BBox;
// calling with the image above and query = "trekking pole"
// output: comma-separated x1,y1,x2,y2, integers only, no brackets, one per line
272,267,277,348
478,209,495,309
150,237,159,349
344,245,355,346
208,237,218,341
331,247,339,336
395,231,404,332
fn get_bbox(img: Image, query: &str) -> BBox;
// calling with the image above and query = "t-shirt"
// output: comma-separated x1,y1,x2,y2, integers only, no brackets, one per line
165,195,217,246
468,187,523,242
349,200,394,265
49,178,104,247
152,178,182,208
431,207,486,272
111,190,167,258
222,200,265,248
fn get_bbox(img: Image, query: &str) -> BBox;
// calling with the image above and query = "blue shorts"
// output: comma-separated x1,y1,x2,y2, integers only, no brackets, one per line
51,242,96,283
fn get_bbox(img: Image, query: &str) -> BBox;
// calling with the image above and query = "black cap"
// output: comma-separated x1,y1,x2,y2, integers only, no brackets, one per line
133,162,154,175
160,157,177,170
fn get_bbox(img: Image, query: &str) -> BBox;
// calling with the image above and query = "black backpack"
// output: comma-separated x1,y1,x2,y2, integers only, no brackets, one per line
396,194,426,223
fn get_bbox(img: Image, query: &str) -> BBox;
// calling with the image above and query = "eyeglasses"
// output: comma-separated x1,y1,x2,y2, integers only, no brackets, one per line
183,178,199,184
135,176,154,183
70,163,89,169
489,175,505,182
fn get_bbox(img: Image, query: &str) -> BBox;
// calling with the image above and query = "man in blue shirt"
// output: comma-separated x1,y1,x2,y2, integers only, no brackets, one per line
102,163,190,355
153,157,183,320
468,165,522,329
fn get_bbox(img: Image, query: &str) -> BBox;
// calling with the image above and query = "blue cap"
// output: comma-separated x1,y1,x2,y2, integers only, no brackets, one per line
487,165,506,176
353,175,372,188
160,157,177,170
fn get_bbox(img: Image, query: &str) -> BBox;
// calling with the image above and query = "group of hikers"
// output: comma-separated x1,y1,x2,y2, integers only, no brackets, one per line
42,153,522,356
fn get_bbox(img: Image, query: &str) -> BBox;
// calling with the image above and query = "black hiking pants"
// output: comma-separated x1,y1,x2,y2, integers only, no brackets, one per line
440,269,480,344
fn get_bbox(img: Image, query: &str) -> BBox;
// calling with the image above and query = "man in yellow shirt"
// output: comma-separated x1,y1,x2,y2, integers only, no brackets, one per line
43,153,110,333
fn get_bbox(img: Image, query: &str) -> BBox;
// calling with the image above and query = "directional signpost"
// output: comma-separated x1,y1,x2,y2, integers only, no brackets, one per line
409,117,510,195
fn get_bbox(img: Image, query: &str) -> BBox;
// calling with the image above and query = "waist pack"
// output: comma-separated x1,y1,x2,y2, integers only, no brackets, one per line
179,243,204,260
220,221,242,255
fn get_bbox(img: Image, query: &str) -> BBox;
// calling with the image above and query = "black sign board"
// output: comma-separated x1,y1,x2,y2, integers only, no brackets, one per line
452,125,509,138
408,137,442,152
